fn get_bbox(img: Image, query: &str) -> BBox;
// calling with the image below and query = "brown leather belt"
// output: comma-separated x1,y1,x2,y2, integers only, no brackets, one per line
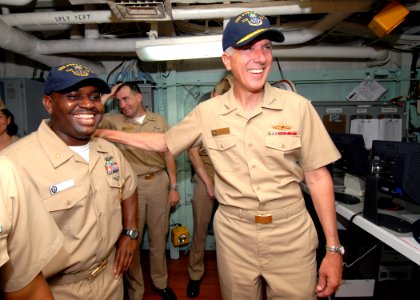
48,247,114,285
143,170,163,180
219,200,305,224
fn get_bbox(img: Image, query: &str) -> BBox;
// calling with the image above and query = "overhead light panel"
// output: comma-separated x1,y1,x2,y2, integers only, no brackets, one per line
136,35,223,62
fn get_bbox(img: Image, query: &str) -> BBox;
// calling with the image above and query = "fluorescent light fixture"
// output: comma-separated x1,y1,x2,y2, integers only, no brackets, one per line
135,35,223,62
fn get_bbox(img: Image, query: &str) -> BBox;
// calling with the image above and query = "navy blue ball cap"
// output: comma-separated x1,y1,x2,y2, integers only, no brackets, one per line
222,11,284,51
44,63,111,95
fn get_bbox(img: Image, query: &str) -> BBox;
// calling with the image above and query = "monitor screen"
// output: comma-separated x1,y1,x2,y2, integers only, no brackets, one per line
363,140,420,233
329,132,370,177
370,140,420,206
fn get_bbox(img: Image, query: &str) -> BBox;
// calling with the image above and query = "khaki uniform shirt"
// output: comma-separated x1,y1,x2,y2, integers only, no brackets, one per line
101,112,168,175
2,120,137,278
166,83,341,210
0,156,63,292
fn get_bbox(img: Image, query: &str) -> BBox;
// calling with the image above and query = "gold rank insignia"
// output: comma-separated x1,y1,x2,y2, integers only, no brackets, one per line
211,127,230,136
273,124,292,130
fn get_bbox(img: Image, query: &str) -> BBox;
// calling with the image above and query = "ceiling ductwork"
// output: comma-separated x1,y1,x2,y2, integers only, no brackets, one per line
0,0,419,68
107,0,172,21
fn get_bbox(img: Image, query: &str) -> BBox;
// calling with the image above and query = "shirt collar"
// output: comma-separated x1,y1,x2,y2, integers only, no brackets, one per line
216,82,286,115
38,120,110,168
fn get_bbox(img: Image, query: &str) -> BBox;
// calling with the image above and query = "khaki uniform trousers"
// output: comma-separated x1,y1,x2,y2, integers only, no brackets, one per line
214,200,318,300
125,170,170,299
188,172,216,280
49,248,123,300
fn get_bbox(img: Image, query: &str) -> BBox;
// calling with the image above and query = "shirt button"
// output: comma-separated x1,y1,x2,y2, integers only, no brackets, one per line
66,200,71,206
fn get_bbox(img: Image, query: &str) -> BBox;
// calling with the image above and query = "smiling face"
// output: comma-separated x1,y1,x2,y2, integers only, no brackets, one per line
115,85,143,118
222,39,273,94
42,85,104,146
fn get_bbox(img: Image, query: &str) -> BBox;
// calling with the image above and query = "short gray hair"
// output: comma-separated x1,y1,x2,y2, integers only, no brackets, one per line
224,47,234,56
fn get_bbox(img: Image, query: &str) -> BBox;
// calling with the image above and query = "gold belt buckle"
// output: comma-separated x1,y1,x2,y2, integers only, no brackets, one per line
88,259,108,280
255,214,272,224
144,173,155,180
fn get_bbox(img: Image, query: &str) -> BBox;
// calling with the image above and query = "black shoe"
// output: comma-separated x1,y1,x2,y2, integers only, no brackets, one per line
153,286,177,300
186,279,201,298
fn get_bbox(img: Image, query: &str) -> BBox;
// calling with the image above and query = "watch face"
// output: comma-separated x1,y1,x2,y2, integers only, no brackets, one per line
124,229,139,240
130,230,139,239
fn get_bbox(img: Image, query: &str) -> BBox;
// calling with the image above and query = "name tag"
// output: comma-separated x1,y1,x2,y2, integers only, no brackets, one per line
211,127,230,136
49,179,75,195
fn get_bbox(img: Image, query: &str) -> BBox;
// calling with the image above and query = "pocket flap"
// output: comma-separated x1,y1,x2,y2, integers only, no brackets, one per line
265,135,301,151
43,185,87,212
207,136,237,151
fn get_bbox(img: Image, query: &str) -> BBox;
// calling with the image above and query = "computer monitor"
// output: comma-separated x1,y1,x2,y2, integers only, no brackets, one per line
329,132,370,177
363,140,420,233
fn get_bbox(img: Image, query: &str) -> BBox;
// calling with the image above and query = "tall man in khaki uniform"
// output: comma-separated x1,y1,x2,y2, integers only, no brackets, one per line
96,11,344,300
186,75,232,298
2,63,138,300
0,156,63,300
101,83,179,300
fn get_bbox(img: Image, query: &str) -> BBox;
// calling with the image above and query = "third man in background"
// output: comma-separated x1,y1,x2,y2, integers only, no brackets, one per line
101,82,180,300
186,75,232,299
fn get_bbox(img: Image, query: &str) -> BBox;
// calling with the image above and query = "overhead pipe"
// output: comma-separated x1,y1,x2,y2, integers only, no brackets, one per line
0,1,374,27
280,12,352,45
0,10,114,27
38,38,138,53
0,0,32,5
171,0,373,20
0,19,106,73
0,1,403,66
38,11,351,53
273,46,389,61
1,10,389,64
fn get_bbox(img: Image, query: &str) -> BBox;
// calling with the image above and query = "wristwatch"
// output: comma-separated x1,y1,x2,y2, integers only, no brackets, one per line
325,245,345,255
121,229,139,240
169,184,178,191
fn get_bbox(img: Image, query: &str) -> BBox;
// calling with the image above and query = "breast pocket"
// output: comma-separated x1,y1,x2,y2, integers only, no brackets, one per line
264,135,301,170
42,185,88,233
206,135,240,172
